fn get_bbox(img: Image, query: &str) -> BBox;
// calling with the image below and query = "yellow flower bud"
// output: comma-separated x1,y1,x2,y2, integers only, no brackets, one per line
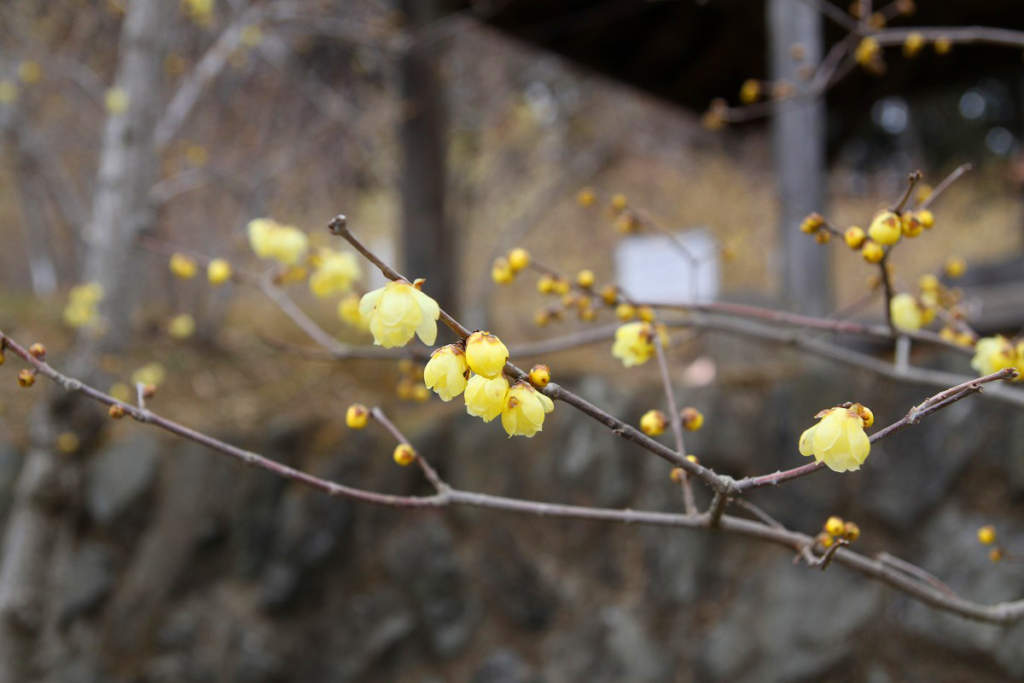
168,314,196,340
310,249,361,298
861,241,884,264
529,364,551,388
412,384,430,403
109,404,126,420
615,303,636,321
814,231,831,245
918,209,934,228
919,274,939,291
868,210,902,246
508,248,531,273
842,521,861,541
739,79,760,104
492,257,514,285
359,281,440,348
612,321,656,368
640,409,668,436
537,274,556,294
853,403,874,428
501,381,555,438
824,516,845,537
990,548,1003,563
798,407,871,473
132,363,166,387
934,36,952,55
844,226,866,249
855,37,881,66
393,443,416,466
681,407,704,431
17,61,42,84
637,305,655,323
610,193,627,212
169,253,198,279
944,256,966,278
207,258,232,285
819,534,835,549
424,345,470,401
978,525,996,545
686,454,699,464
18,369,35,388
599,285,618,305
903,31,925,57
579,306,596,322
901,212,924,237
577,188,596,207
615,213,639,234
552,278,571,295
465,374,509,423
890,293,924,332
109,383,132,402
0,80,17,104
56,432,80,454
669,467,685,483
338,294,369,331
576,269,595,288
396,379,415,401
27,343,46,359
240,23,263,48
800,212,824,234
465,331,509,379
534,310,550,327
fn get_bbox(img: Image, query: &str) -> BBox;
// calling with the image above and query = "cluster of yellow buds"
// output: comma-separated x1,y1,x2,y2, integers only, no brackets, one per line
63,282,105,330
247,218,309,267
639,406,704,436
309,248,362,298
492,248,532,285
798,403,873,473
396,358,430,403
818,515,861,548
533,265,617,326
976,525,1015,563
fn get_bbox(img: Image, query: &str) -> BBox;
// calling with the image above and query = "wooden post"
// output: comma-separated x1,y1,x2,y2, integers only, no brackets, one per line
398,0,458,319
768,0,831,316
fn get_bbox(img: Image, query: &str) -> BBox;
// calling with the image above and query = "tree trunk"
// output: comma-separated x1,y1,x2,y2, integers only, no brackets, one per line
768,0,831,316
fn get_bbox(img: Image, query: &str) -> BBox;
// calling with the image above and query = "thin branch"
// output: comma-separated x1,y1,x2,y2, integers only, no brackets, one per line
734,367,1019,491
919,163,972,210
654,336,695,514
370,406,447,492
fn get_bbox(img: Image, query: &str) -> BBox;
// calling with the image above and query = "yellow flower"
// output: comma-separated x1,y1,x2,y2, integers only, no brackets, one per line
798,406,871,473
207,258,232,285
359,281,439,348
465,331,509,379
169,253,198,279
168,314,196,339
501,381,554,438
104,87,129,114
338,294,369,331
612,322,655,368
970,336,1018,377
464,374,509,423
309,249,361,298
247,218,309,266
890,293,924,332
346,404,369,429
868,210,901,246
424,345,470,401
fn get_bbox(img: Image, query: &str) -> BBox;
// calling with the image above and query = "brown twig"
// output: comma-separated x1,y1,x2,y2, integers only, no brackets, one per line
653,336,696,514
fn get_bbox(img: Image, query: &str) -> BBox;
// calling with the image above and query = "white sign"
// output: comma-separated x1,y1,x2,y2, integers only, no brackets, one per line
615,229,719,305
